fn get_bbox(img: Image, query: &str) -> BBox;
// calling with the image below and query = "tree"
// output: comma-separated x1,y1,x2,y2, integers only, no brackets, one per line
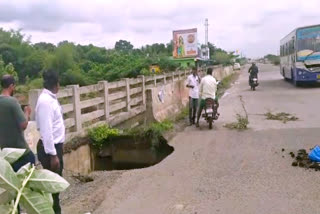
0,56,18,81
114,40,134,52
48,45,75,74
33,42,56,52
24,51,47,78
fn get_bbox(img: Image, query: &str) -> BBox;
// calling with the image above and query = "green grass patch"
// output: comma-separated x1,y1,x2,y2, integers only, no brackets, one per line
88,125,120,149
224,114,249,130
174,107,189,121
89,120,174,151
217,72,239,99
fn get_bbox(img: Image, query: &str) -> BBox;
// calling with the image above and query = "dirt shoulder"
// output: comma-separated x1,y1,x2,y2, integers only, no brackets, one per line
61,171,123,214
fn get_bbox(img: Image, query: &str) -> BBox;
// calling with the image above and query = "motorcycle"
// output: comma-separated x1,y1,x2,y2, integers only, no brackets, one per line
250,77,259,91
202,98,219,129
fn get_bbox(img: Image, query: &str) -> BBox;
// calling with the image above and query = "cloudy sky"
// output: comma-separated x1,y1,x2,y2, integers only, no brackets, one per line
1,0,320,57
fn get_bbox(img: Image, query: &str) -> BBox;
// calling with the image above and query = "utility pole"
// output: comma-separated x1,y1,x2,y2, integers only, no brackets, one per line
204,18,209,60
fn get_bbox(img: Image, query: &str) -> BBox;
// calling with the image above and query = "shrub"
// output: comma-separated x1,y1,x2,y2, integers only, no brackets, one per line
88,125,120,149
27,77,43,89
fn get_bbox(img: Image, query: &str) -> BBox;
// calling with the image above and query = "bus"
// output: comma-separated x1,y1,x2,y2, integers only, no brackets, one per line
280,24,320,85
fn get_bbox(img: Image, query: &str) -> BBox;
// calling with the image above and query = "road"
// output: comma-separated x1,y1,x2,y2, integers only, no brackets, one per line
94,64,320,214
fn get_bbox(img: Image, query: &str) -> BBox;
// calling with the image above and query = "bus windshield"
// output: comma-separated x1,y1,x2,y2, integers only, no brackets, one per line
297,26,320,61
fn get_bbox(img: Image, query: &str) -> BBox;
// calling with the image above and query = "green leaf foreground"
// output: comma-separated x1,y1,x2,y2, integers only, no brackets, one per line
0,149,25,164
0,148,69,214
0,204,13,214
0,188,16,204
20,188,54,214
0,158,21,192
27,169,70,193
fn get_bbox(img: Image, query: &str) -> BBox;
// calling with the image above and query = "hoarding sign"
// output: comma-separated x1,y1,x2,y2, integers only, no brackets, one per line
173,28,198,58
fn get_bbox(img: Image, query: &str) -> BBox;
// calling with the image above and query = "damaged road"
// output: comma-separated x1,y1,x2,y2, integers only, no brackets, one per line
68,64,320,214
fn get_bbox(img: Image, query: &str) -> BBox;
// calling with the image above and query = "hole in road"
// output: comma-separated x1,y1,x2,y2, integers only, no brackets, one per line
93,135,174,171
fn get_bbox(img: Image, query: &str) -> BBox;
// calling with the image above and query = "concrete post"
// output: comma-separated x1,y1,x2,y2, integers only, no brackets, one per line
124,78,131,111
172,72,175,82
138,75,146,107
28,89,42,120
98,81,109,122
68,85,82,132
153,75,157,87
163,74,167,85
178,70,181,80
184,70,187,78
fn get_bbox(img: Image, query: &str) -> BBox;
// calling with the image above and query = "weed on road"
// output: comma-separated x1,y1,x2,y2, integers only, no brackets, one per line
224,114,249,130
265,111,298,123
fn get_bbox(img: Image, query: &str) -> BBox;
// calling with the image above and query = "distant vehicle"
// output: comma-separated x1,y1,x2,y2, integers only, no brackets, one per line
280,24,320,86
233,63,241,70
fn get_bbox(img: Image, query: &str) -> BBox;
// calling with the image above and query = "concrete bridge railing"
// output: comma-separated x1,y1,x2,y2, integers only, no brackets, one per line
28,70,192,143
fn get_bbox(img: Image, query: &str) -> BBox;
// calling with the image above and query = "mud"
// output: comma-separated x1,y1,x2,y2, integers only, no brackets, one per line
288,149,320,171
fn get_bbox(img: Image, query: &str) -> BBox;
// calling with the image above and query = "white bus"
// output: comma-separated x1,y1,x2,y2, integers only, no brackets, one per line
280,24,320,85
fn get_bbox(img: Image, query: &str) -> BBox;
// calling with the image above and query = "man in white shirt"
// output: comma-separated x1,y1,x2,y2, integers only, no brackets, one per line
196,68,219,127
36,70,65,214
186,68,200,125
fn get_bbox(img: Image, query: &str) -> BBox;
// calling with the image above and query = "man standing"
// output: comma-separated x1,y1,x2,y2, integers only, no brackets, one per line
0,75,35,171
36,70,65,214
196,68,219,127
186,68,200,125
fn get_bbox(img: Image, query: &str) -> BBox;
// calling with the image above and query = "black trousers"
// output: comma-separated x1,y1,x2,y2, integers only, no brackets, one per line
37,141,64,214
12,150,35,172
189,97,198,123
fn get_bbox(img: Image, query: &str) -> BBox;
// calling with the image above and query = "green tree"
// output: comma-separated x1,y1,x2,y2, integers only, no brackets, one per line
48,44,75,74
0,56,18,81
33,42,56,52
115,40,134,52
24,51,47,78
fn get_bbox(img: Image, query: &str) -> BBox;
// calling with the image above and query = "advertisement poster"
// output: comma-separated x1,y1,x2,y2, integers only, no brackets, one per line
173,28,198,58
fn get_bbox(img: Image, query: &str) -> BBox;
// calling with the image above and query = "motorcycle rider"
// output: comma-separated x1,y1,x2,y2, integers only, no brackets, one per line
248,62,259,85
196,68,219,128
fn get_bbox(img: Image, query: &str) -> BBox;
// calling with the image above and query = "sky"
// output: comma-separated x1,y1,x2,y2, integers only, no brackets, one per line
0,0,320,58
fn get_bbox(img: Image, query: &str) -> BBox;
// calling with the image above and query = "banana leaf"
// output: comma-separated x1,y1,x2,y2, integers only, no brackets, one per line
27,169,69,193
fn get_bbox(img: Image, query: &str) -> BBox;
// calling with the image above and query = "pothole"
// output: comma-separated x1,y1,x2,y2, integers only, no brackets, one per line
93,135,174,171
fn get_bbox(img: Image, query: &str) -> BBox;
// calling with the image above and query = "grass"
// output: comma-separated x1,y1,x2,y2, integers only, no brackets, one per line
224,114,249,130
217,72,240,99
224,96,249,131
264,111,298,123
174,107,189,121
127,120,174,150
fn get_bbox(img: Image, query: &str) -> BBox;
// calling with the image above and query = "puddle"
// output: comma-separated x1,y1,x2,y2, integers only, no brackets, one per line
93,135,174,170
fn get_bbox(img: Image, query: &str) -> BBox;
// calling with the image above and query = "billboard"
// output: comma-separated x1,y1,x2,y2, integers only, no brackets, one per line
173,28,198,58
